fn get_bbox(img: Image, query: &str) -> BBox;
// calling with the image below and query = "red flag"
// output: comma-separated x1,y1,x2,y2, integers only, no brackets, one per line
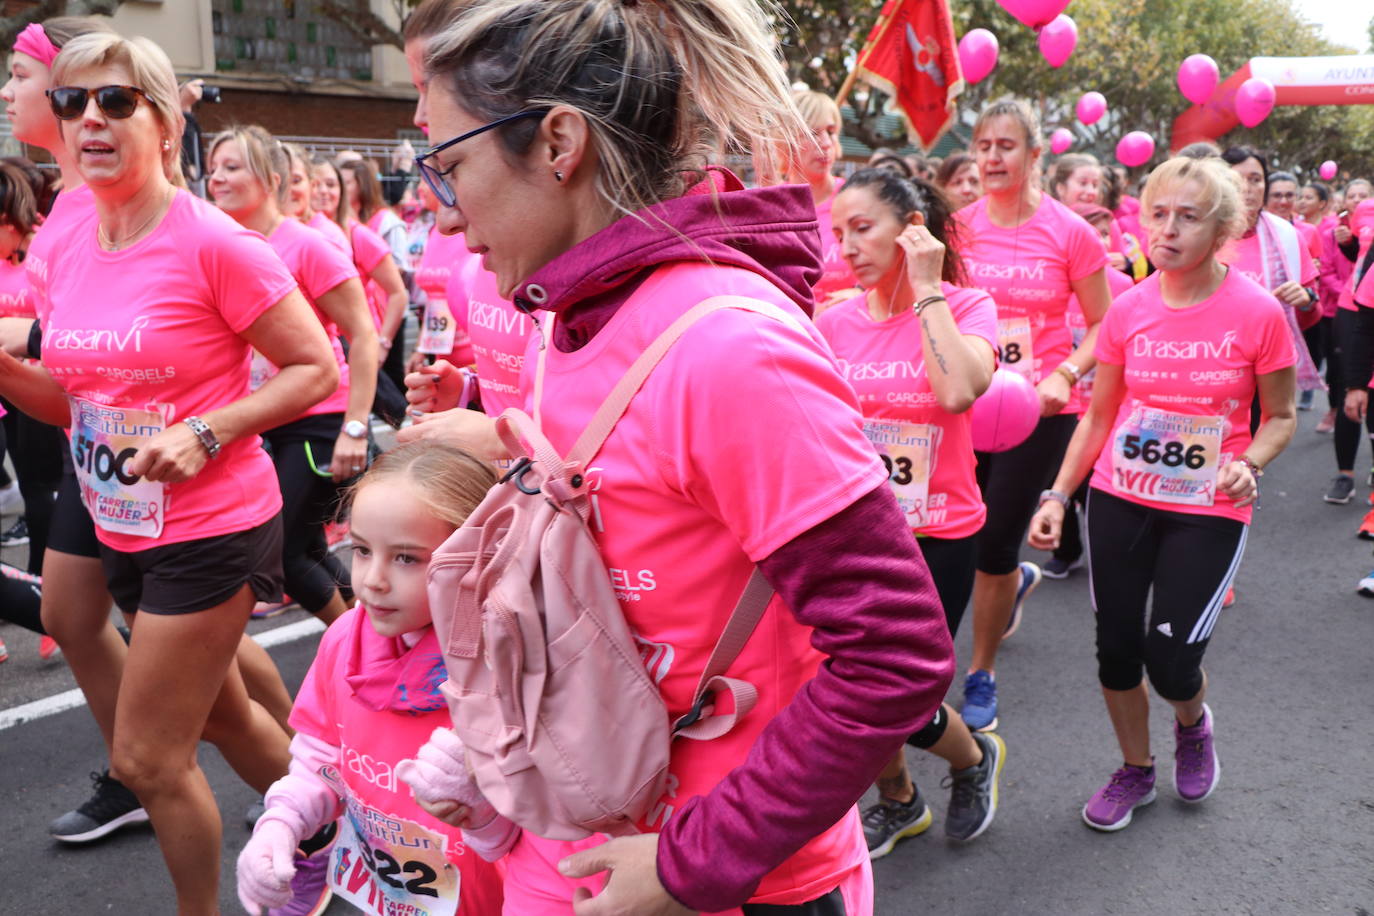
849,0,964,152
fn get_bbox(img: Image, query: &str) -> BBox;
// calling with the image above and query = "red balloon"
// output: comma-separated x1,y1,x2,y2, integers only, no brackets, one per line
971,370,1040,453
1038,15,1077,68
995,0,1072,29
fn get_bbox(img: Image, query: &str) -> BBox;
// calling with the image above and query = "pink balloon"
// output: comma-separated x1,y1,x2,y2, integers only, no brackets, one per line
1076,91,1107,126
1038,15,1077,68
958,29,1000,85
971,370,1040,453
1050,127,1074,154
1176,54,1220,105
995,0,1071,29
1319,160,1338,181
1115,131,1155,168
1235,77,1276,128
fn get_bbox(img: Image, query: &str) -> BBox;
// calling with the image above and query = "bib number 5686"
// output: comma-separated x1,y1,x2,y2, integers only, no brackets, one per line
1120,435,1207,469
73,433,141,484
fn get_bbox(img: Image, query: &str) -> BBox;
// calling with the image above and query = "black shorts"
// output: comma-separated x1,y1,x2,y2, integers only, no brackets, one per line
49,461,101,560
99,514,284,616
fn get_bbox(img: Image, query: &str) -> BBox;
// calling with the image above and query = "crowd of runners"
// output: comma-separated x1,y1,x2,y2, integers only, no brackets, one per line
0,0,1368,914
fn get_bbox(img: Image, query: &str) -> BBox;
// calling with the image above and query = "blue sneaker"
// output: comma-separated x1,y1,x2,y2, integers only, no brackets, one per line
961,670,998,732
1001,561,1041,641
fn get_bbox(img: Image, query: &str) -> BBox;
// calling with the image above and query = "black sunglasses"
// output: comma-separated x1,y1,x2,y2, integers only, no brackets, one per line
415,110,548,208
47,85,152,121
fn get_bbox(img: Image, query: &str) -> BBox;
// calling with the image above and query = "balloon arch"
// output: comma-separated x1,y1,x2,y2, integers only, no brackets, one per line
1171,54,1374,151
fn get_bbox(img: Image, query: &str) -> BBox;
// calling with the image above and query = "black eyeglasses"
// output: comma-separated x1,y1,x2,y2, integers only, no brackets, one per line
415,110,548,208
47,85,152,121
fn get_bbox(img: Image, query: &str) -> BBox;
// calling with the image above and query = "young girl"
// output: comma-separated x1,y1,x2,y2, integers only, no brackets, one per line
236,442,508,916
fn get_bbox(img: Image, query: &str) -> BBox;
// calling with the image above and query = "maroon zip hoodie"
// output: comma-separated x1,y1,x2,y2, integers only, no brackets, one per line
515,170,954,910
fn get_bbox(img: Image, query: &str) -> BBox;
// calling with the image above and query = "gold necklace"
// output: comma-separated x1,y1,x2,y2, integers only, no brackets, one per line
99,188,174,251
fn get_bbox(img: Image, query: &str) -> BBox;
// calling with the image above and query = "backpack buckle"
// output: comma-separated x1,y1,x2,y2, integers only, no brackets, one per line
672,690,714,733
500,457,542,495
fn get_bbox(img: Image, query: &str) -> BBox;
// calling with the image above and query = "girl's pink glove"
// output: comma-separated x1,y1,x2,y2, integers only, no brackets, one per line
236,817,300,914
396,726,494,823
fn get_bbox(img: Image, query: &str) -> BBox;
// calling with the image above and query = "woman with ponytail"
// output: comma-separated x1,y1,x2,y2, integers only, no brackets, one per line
404,1,953,912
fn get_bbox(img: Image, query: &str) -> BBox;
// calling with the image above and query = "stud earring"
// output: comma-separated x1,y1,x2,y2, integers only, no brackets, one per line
162,139,171,151
554,170,564,182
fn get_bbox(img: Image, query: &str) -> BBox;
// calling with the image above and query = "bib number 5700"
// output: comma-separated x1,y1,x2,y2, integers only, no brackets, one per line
72,433,141,484
1119,435,1207,470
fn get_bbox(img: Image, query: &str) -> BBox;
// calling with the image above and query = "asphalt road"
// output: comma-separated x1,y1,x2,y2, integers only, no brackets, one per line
0,404,1371,915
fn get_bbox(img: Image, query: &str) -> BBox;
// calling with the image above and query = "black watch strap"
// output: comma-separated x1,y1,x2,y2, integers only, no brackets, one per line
26,319,41,360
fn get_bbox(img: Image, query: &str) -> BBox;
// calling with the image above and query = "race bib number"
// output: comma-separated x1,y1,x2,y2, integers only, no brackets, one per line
997,317,1034,379
1111,406,1224,507
69,397,167,538
418,295,457,355
329,801,461,916
863,419,935,527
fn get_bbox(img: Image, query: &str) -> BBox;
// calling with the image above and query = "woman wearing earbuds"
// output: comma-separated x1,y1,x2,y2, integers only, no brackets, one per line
817,168,1005,856
1028,156,1294,832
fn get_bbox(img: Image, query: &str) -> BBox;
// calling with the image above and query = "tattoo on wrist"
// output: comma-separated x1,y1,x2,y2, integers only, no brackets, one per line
921,316,950,375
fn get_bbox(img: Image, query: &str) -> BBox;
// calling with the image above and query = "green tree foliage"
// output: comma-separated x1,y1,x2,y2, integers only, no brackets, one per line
779,0,1374,176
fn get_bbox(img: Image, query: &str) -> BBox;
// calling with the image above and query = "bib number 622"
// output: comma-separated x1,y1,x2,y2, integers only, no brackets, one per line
1120,435,1207,470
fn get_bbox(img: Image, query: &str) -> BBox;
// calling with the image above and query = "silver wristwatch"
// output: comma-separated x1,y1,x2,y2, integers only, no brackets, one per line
1039,488,1071,508
343,420,368,440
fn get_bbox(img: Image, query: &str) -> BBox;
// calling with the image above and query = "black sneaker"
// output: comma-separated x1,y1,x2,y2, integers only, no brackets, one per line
943,731,1006,842
50,770,149,843
1,518,29,546
861,786,933,860
1326,475,1356,505
1042,554,1084,579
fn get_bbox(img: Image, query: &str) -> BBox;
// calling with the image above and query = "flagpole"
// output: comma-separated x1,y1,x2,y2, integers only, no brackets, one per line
835,67,861,107
836,0,897,108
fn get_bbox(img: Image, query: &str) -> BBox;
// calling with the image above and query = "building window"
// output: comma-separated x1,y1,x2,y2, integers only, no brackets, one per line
212,0,372,81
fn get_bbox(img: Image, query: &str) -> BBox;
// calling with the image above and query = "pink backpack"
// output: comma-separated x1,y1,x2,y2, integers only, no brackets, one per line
428,296,784,841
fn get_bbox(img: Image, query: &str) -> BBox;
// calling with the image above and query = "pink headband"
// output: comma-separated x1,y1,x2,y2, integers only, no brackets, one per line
13,23,59,70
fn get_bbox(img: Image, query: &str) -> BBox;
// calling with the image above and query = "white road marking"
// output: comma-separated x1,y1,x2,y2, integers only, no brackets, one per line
0,617,326,731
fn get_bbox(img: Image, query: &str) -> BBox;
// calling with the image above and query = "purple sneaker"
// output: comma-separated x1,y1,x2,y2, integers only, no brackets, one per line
268,826,335,916
1174,703,1220,803
1082,764,1156,831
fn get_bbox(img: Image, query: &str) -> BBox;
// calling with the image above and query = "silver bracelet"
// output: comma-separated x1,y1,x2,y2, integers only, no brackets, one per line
183,415,221,459
1039,488,1071,509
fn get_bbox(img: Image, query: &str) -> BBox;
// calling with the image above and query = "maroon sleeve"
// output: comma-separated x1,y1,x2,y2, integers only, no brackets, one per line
656,483,955,910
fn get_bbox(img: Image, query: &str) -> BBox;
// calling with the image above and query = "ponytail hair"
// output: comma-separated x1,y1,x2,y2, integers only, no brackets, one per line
1047,153,1100,202
425,0,805,217
839,167,967,286
208,125,289,209
343,441,496,529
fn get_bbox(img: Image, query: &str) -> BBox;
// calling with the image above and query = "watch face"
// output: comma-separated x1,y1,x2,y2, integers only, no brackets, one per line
345,421,367,439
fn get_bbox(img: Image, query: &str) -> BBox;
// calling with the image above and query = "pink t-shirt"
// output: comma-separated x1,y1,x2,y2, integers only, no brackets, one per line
32,190,292,550
415,226,475,366
817,284,998,539
308,210,351,254
453,259,534,416
522,261,877,905
1346,200,1374,311
348,220,392,331
957,194,1109,414
0,259,34,319
1090,270,1295,524
264,218,358,419
290,608,506,916
1294,218,1321,263
1218,227,1318,290
1068,267,1135,413
812,181,859,303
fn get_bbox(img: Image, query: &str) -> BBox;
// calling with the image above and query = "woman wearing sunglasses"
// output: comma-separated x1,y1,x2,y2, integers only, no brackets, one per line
209,125,377,630
11,34,339,914
404,2,953,913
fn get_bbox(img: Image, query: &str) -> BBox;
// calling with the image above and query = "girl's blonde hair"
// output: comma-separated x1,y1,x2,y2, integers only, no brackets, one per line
51,33,186,187
972,96,1043,153
425,0,805,217
1140,156,1248,245
344,442,496,529
208,125,290,208
793,89,841,131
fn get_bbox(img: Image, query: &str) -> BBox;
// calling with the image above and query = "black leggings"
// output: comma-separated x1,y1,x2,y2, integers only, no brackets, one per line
0,560,44,634
743,887,845,915
1085,489,1246,702
263,415,351,615
1,405,65,574
906,534,976,750
975,412,1077,575
1331,308,1374,471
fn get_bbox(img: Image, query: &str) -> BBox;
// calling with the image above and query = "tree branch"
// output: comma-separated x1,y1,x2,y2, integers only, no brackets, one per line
312,0,404,51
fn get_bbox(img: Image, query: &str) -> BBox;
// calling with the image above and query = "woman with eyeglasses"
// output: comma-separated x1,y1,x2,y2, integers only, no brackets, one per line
209,125,377,630
11,34,338,914
404,2,953,913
